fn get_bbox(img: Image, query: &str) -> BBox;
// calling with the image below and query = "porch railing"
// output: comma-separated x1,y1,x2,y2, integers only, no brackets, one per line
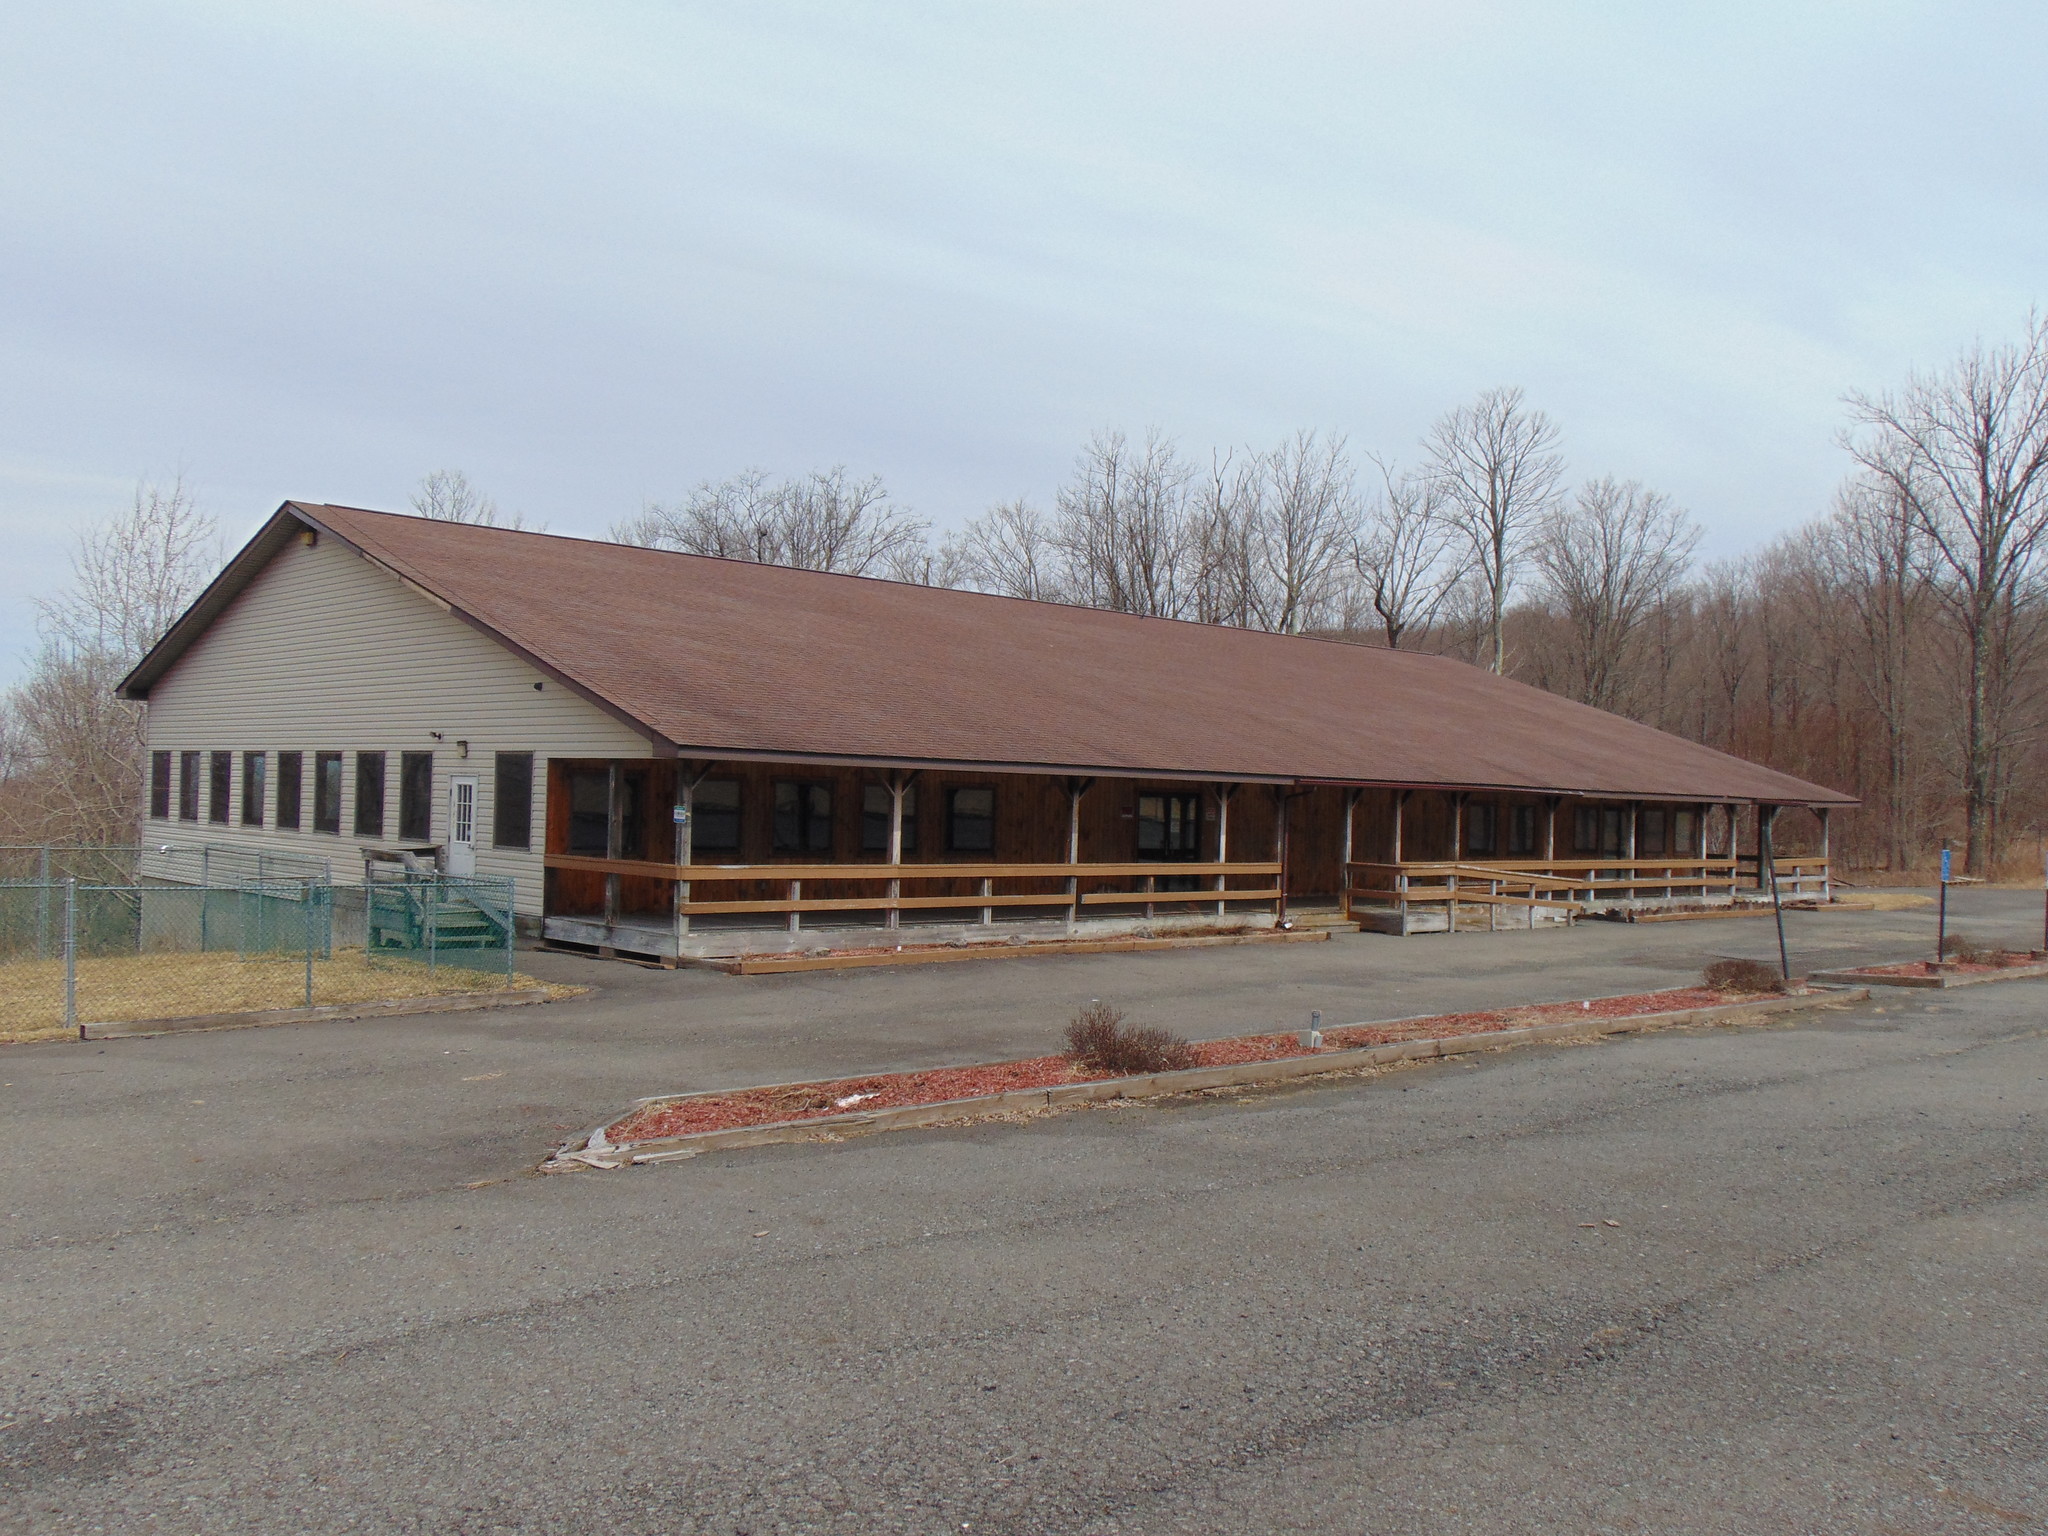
1344,856,1829,932
543,856,1285,931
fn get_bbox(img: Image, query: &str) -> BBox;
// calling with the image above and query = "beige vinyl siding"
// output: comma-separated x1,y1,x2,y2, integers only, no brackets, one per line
139,532,654,915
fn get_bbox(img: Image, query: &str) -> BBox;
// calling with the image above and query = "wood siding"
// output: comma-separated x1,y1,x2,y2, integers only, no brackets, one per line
138,532,652,915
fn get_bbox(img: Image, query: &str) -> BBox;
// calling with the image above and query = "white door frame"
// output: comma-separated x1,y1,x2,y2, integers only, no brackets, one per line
448,775,478,876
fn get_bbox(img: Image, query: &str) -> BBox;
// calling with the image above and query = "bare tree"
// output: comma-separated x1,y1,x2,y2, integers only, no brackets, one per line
1051,430,1196,618
1187,449,1258,627
1352,457,1465,648
616,467,929,577
1243,431,1358,634
39,478,217,664
411,469,532,529
1809,476,1931,868
946,499,1068,602
9,479,219,846
1530,477,1700,712
1424,387,1565,673
1847,314,2048,873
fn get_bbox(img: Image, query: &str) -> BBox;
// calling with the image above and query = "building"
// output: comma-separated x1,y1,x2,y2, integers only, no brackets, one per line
119,502,1856,961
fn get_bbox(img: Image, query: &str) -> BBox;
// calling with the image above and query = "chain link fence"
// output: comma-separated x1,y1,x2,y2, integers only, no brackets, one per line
0,860,520,1040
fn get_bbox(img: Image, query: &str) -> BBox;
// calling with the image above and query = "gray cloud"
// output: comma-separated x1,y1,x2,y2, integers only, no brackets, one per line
2,0,2042,668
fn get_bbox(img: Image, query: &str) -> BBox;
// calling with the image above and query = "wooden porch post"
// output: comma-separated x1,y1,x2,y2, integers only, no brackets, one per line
672,761,709,951
603,760,623,934
1339,787,1360,919
1273,786,1290,927
885,770,914,931
1817,807,1832,902
1626,800,1639,902
1448,792,1464,933
1390,789,1410,933
1543,797,1559,860
1065,778,1092,932
1213,783,1235,920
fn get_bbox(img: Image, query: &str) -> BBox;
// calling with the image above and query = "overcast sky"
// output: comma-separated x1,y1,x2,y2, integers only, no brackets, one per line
3,1,2042,673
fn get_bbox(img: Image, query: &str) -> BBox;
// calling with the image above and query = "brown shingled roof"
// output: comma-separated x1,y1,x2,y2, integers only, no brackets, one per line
125,502,1855,807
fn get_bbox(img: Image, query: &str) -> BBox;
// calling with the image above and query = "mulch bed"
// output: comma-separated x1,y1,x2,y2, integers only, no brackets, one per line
605,985,1748,1143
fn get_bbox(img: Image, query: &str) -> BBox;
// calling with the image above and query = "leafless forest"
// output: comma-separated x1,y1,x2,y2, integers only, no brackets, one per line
8,321,2046,878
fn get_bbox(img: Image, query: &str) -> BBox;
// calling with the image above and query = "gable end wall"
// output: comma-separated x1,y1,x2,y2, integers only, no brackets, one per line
139,532,654,915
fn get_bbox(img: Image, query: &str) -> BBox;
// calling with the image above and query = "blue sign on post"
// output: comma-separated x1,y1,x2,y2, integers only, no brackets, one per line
1940,847,1952,884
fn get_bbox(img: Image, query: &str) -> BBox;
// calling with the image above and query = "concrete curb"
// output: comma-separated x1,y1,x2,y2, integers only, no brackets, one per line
1808,959,2048,990
80,986,565,1040
556,987,1861,1170
710,928,1330,975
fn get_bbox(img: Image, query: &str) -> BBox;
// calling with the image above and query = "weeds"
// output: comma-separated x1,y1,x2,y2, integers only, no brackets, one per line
1702,957,1785,994
1064,1002,1197,1075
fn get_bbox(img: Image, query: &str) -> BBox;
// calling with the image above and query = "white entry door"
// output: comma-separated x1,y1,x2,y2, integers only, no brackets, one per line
448,776,478,876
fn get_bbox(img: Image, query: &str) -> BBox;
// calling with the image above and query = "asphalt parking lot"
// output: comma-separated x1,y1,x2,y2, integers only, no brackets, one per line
3,892,2044,1533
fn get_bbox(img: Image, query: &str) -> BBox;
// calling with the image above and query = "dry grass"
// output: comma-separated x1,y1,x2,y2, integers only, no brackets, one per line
1702,957,1787,994
0,948,563,1042
1852,890,1938,911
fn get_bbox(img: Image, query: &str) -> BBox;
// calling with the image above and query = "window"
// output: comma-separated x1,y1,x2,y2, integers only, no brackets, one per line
568,769,610,856
947,786,996,853
492,752,533,850
1464,801,1496,856
1575,806,1624,857
149,751,172,820
399,752,434,841
691,779,740,856
1640,809,1667,856
241,752,266,827
1135,792,1198,860
277,752,304,830
1507,804,1538,856
313,752,343,834
178,751,201,822
354,753,386,838
208,751,233,824
1673,809,1697,856
861,783,918,854
773,781,834,854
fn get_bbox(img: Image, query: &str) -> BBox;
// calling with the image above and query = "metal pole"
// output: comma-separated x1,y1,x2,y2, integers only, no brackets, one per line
304,884,314,1008
64,877,78,1040
1763,810,1790,982
36,848,49,960
1937,841,1951,963
506,878,517,986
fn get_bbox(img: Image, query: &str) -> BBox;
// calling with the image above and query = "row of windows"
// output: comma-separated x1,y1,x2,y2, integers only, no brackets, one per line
562,776,1001,859
1458,803,1702,858
150,750,535,849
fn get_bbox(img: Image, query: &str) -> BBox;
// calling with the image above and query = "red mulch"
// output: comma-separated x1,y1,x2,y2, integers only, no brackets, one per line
605,986,1752,1144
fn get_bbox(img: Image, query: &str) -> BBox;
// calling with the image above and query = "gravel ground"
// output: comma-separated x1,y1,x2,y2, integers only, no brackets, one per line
2,892,2043,1532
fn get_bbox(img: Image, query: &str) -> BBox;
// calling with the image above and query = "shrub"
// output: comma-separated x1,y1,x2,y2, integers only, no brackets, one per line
1064,1002,1197,1075
1703,957,1785,994
1940,932,1985,963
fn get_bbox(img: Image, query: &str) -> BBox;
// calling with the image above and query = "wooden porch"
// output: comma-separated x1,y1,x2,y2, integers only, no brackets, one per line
537,758,1301,962
536,757,1838,961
